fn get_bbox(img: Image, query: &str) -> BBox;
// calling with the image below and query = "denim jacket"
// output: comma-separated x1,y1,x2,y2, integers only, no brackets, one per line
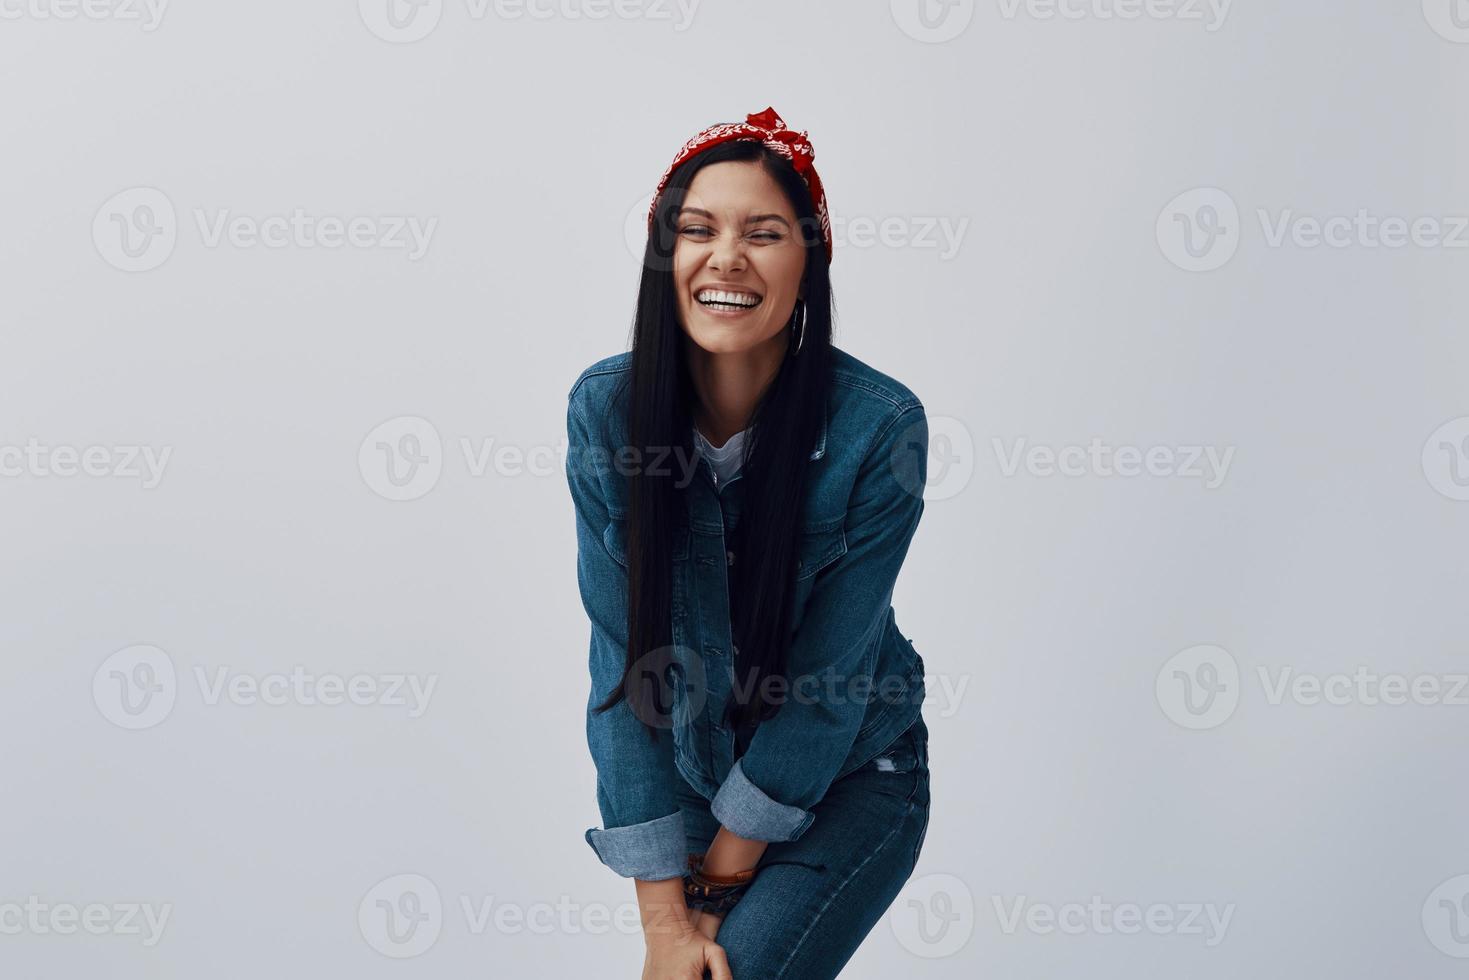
565,346,929,881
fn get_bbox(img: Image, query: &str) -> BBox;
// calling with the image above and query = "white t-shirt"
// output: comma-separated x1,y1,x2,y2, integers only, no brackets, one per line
693,424,752,487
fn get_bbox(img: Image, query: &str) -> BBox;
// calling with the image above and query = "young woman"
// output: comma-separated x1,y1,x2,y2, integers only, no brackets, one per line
565,107,932,980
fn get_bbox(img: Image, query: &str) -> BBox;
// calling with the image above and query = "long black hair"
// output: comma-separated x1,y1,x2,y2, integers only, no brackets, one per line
591,138,835,742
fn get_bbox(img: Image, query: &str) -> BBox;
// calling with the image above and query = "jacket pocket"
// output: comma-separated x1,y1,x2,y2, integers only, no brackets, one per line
790,525,847,632
602,518,690,567
795,525,846,580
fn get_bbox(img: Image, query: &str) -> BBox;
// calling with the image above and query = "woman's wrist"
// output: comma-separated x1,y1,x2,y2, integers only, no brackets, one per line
634,876,696,945
700,827,768,878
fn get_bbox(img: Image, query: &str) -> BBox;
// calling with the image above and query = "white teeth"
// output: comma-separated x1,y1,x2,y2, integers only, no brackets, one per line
697,289,761,308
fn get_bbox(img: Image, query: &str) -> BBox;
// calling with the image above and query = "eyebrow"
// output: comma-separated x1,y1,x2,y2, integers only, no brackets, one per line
677,207,791,228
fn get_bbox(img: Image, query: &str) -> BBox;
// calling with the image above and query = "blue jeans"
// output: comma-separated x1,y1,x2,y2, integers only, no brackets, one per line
675,712,931,979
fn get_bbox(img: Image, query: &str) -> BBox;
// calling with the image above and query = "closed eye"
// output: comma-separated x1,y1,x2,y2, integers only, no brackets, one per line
679,226,783,243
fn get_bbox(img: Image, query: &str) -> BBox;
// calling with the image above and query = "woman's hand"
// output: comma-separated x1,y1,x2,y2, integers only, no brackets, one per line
692,908,724,941
640,923,731,980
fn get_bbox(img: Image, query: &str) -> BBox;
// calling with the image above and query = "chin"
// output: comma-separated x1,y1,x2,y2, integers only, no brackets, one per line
682,319,773,356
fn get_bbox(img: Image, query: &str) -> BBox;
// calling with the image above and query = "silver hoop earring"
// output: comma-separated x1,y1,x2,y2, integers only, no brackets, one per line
790,300,806,355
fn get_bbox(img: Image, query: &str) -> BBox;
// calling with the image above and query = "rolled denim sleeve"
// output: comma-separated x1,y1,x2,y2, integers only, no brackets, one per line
711,403,927,842
567,393,687,881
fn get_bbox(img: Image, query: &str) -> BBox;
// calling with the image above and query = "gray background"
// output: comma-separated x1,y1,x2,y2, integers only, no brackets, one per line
3,0,1468,976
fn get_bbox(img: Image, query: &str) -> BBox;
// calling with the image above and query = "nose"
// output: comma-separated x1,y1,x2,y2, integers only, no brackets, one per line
707,230,746,273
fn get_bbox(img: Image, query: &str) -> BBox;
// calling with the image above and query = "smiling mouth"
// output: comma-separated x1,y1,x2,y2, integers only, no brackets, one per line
696,289,763,313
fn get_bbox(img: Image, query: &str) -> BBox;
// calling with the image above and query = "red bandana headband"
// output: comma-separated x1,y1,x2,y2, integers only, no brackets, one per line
647,106,833,264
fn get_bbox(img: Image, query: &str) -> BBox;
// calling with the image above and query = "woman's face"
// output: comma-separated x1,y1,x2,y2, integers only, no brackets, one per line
672,160,807,357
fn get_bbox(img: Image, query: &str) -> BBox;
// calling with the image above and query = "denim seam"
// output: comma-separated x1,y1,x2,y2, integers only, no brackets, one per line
771,791,919,980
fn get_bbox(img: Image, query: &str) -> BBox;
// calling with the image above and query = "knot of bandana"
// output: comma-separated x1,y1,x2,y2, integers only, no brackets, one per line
646,106,833,264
